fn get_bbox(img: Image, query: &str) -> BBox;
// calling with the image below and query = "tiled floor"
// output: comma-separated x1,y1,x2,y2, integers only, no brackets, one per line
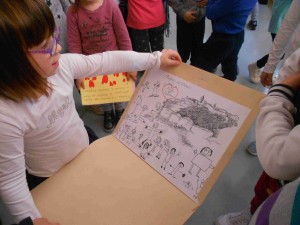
1,3,273,225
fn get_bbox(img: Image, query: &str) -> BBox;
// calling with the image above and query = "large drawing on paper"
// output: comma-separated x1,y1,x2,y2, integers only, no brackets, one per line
114,68,250,203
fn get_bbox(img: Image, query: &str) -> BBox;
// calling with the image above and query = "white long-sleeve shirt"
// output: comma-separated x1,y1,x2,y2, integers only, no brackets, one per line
256,48,300,181
0,51,161,223
263,0,300,78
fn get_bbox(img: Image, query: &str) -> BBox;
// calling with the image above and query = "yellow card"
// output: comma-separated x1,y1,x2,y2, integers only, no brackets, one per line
80,72,135,105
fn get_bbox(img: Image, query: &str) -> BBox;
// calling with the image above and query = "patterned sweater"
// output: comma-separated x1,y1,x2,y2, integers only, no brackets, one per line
249,176,300,225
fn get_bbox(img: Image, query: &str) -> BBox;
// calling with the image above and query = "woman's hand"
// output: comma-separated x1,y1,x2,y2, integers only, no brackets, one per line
33,218,60,225
160,49,182,68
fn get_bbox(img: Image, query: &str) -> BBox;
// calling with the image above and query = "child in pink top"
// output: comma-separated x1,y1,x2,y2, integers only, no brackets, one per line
67,0,136,132
126,0,166,53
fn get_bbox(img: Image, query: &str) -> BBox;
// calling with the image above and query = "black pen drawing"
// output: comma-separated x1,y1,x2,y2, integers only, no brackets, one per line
114,68,250,203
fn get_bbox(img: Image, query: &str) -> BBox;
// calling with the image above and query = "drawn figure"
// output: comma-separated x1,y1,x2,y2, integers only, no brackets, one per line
142,81,150,92
150,136,162,154
156,139,170,159
137,133,143,142
188,147,214,177
161,147,177,170
149,81,160,97
183,181,193,191
141,105,148,116
119,124,131,141
168,162,185,178
149,102,162,122
140,123,162,149
140,141,152,159
126,128,136,145
132,95,143,115
193,178,207,199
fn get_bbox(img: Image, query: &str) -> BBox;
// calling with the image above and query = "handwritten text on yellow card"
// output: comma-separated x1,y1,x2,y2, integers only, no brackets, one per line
80,73,135,105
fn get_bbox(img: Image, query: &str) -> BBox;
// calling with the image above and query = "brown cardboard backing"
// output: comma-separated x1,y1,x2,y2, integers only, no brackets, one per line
32,63,264,225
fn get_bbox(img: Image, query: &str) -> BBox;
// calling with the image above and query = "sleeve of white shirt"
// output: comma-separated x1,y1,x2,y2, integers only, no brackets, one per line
256,85,300,181
263,0,300,74
256,49,300,181
276,47,300,83
0,111,41,223
61,51,162,80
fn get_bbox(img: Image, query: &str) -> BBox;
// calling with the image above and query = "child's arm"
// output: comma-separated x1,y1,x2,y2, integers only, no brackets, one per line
112,1,132,51
64,50,181,80
256,80,300,181
66,5,85,90
66,6,83,54
112,0,137,81
0,114,41,223
168,0,187,19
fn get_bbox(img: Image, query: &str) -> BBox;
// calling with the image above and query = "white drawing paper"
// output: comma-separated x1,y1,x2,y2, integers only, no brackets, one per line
114,68,250,203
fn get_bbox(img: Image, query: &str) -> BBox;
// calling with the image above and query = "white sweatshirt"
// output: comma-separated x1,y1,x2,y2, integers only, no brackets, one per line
263,0,300,79
0,51,161,223
256,48,300,181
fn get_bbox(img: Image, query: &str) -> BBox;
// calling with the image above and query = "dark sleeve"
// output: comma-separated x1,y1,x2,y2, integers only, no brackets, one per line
15,217,34,225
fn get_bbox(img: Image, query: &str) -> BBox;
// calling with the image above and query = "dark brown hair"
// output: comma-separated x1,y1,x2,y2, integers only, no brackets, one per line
0,0,55,102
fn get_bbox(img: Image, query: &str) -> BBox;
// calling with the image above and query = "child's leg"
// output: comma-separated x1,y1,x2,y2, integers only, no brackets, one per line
115,102,127,125
192,32,232,73
129,28,151,53
149,24,165,52
250,171,282,214
221,31,244,81
102,103,115,132
251,3,259,22
176,16,193,63
190,18,205,65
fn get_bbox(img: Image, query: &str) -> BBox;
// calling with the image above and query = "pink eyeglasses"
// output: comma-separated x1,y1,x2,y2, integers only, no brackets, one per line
29,28,60,56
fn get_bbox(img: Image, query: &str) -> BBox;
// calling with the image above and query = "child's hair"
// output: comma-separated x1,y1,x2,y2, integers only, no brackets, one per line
0,0,56,102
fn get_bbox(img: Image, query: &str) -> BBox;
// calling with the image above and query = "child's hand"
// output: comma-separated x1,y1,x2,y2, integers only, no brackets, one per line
281,72,300,91
183,11,197,23
261,71,273,87
75,78,85,90
127,71,137,81
160,49,182,68
197,0,208,7
33,217,60,225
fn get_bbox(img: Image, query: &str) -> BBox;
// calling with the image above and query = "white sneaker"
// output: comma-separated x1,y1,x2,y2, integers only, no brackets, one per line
214,208,252,225
248,63,261,84
246,141,257,156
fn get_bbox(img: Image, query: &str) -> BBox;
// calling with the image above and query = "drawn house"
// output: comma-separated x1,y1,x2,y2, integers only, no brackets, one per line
177,117,193,130
160,107,173,120
169,113,181,126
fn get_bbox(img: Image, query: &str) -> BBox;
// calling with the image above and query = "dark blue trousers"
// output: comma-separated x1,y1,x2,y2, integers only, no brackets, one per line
193,30,244,81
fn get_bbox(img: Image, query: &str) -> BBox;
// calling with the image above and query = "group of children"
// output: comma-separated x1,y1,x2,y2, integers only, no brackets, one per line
215,0,300,225
1,0,300,224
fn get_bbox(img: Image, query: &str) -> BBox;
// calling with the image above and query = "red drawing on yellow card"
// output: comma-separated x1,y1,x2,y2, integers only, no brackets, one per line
80,72,135,105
